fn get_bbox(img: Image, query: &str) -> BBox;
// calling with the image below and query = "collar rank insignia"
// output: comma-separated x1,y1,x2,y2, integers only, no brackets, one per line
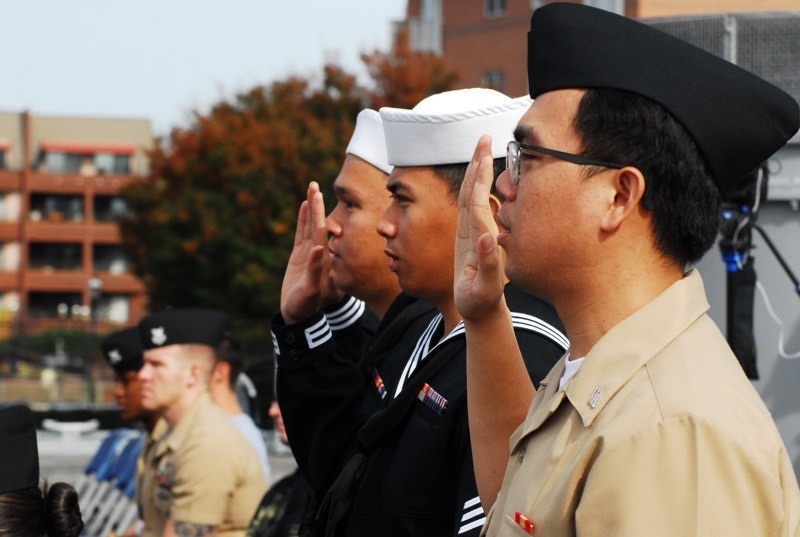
372,369,387,399
150,326,167,346
108,349,122,364
417,382,448,416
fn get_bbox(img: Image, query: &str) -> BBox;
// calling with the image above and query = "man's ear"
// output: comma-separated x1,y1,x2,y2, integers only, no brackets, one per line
601,167,647,232
210,361,227,383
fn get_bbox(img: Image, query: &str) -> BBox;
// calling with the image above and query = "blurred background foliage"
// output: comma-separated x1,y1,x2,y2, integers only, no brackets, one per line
120,28,459,322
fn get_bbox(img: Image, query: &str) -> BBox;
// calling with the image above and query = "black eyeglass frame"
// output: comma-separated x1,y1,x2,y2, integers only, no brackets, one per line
507,140,624,186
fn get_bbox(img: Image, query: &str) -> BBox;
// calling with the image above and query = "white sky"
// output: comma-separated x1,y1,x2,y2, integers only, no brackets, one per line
1,0,407,136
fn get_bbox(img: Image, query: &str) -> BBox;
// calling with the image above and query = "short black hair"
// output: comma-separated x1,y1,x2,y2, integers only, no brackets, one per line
574,88,721,267
217,333,244,388
433,158,507,201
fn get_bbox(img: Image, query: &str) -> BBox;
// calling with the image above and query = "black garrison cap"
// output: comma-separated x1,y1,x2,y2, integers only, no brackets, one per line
0,405,39,494
139,308,230,350
527,3,800,192
101,327,145,374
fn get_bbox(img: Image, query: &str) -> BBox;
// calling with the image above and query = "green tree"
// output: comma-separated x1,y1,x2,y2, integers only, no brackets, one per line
120,65,364,318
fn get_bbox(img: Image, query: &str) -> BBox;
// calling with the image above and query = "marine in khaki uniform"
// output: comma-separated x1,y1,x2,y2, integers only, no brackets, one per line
454,3,800,536
137,308,267,537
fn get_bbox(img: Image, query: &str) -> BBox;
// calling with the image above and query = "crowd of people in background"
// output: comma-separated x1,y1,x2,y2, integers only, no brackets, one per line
4,3,800,537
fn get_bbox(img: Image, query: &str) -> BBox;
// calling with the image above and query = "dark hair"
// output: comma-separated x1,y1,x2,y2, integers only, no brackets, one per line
433,157,507,201
0,483,84,537
217,332,244,387
573,88,721,267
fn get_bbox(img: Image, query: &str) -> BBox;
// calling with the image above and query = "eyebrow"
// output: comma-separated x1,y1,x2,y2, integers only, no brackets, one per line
513,125,542,146
386,181,404,195
333,184,353,197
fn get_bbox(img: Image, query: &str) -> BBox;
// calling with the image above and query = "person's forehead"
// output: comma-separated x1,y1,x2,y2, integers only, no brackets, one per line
388,165,443,186
518,89,585,147
335,154,388,193
143,345,179,361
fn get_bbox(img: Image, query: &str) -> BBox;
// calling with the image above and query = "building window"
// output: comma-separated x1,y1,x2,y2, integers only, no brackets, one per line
484,0,507,18
95,152,131,175
583,0,624,14
27,291,83,319
482,70,506,92
39,151,87,174
0,193,22,221
38,150,131,175
28,242,83,270
29,194,84,222
93,244,130,274
94,195,129,222
0,242,21,271
99,294,131,324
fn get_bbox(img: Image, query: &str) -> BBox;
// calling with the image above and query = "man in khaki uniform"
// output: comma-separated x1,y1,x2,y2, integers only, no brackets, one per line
454,3,800,537
137,308,267,537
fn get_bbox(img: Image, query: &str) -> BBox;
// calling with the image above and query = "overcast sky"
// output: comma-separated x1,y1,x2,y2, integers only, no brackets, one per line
1,0,407,136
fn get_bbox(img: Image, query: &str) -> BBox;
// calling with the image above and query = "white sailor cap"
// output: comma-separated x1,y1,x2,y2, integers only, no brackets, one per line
380,88,532,166
345,109,392,175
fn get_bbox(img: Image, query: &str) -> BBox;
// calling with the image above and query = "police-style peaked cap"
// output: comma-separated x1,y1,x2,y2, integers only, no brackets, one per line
0,405,39,494
138,308,230,350
101,327,145,373
528,3,800,191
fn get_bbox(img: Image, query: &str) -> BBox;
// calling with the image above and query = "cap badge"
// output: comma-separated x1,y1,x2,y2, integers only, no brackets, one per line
108,349,122,364
150,327,167,346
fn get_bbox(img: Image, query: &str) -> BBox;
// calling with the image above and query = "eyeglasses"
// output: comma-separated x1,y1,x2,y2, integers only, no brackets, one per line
506,140,624,186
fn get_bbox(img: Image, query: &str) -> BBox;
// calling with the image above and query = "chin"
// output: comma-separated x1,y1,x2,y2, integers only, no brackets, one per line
332,277,353,295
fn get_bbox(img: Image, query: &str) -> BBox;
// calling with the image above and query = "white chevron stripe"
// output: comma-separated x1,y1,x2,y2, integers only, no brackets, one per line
271,331,280,356
394,314,442,397
463,496,481,509
327,296,366,331
458,517,486,534
511,312,569,350
304,317,332,348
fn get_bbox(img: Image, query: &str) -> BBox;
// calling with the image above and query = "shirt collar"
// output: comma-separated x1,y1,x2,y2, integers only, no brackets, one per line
564,270,710,426
513,270,710,445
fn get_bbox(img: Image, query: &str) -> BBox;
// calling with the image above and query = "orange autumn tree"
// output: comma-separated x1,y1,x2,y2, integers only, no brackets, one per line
120,42,460,322
361,26,460,109
120,65,362,318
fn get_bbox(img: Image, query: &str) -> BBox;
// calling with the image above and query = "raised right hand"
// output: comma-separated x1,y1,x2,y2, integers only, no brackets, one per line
280,182,332,325
454,135,508,322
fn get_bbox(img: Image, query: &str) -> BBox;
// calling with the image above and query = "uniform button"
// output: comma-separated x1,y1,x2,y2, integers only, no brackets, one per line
517,448,526,463
285,333,296,344
288,349,300,362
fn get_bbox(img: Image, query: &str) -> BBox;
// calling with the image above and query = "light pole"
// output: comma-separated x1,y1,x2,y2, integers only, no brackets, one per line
87,276,103,331
86,277,103,408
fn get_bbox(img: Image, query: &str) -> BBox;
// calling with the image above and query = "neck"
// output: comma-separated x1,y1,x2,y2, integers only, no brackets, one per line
556,260,683,357
144,414,160,434
212,386,244,417
436,297,463,336
163,389,204,429
365,291,401,320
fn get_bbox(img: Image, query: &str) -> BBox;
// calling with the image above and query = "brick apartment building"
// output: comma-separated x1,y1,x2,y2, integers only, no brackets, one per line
0,111,151,338
399,0,800,199
403,0,800,97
